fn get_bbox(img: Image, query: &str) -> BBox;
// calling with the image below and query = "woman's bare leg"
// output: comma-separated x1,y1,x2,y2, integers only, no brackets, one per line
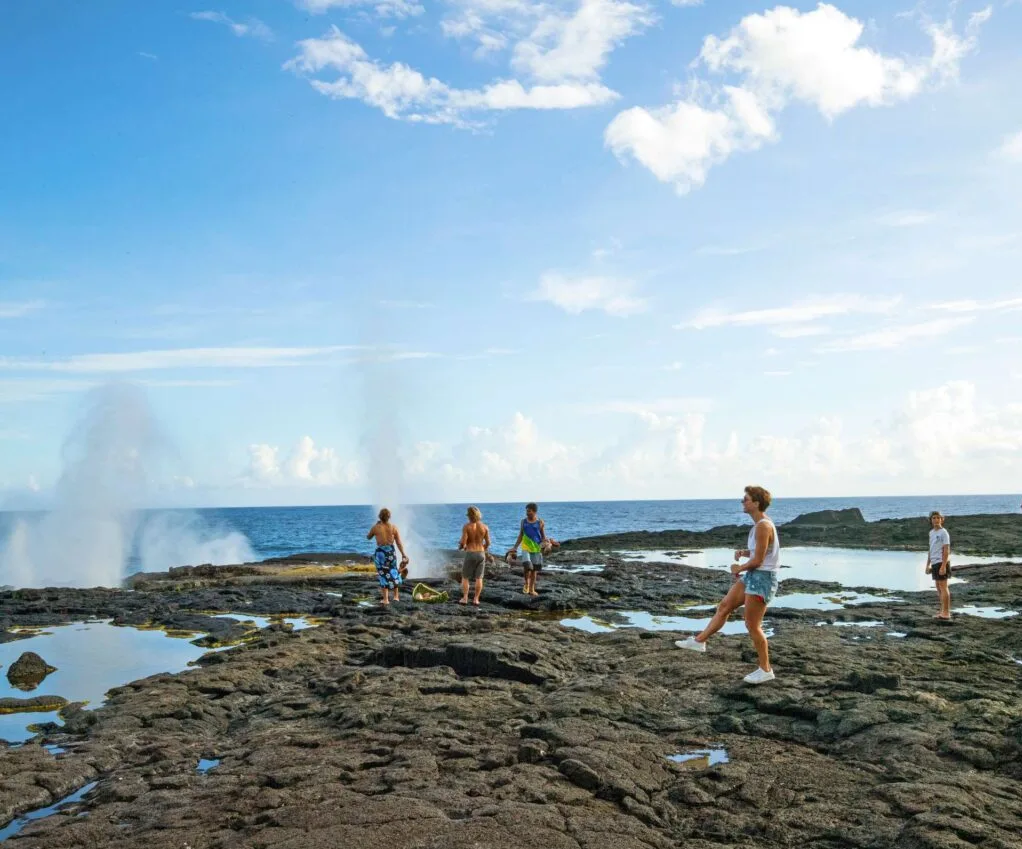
695,581,746,643
744,595,770,671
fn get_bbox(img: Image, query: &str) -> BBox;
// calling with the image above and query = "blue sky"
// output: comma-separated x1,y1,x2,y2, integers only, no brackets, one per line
1,0,1021,507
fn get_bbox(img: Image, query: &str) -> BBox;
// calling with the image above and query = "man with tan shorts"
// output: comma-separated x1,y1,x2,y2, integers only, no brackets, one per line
458,506,490,607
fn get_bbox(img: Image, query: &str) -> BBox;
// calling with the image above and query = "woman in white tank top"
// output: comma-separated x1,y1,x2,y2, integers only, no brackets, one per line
675,485,779,685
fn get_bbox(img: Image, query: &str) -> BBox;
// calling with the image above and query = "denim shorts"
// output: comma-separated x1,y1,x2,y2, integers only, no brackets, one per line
742,568,779,606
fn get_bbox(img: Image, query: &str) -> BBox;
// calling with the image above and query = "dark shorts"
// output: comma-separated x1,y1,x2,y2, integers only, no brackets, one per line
931,562,952,581
463,551,486,581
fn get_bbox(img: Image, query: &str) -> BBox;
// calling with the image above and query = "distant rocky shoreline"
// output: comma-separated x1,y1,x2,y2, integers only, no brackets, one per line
562,508,1022,556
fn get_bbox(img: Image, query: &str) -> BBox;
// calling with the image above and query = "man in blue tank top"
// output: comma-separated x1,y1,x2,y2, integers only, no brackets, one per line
512,503,546,596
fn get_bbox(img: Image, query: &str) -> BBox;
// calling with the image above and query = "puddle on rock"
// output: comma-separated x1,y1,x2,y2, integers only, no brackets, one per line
885,632,908,638
816,620,886,628
773,592,901,610
0,621,214,744
667,748,730,769
952,606,1019,619
197,758,221,774
0,780,97,842
43,744,67,755
215,613,318,631
561,611,767,637
545,563,605,574
643,546,997,592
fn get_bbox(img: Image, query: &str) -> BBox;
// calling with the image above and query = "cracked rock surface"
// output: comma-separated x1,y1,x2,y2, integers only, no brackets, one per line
1,552,1020,848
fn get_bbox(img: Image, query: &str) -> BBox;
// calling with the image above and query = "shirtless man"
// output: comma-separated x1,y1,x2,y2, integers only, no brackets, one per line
458,506,490,606
367,508,407,606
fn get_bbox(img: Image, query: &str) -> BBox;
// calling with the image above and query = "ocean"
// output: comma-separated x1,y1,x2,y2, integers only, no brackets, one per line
0,494,1018,573
140,494,1020,562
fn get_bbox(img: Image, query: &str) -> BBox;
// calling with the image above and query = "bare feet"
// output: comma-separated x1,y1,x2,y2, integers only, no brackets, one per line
458,598,468,605
528,590,539,597
523,586,530,594
935,613,951,620
472,599,481,606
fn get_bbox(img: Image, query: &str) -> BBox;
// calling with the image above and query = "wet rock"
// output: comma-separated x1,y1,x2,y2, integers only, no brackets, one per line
0,694,68,714
788,507,866,525
5,651,57,690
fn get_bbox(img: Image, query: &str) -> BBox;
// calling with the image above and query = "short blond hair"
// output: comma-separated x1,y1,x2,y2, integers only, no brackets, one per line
467,506,482,522
378,508,391,523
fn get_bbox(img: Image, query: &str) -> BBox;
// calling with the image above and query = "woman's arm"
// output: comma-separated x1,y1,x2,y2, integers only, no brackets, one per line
366,523,376,541
733,523,770,574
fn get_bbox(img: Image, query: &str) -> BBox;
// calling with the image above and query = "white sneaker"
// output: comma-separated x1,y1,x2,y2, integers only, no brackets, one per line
675,637,706,653
743,667,775,685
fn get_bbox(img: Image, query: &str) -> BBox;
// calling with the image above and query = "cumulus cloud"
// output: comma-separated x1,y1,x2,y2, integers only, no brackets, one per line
244,436,361,487
405,381,1022,498
528,272,647,316
605,3,990,192
288,0,650,124
190,11,273,40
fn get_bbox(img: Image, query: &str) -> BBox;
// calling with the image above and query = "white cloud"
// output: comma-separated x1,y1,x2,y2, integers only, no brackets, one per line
510,0,654,83
876,210,937,227
606,3,990,192
997,129,1022,162
670,0,703,5
0,346,361,373
528,272,647,316
771,324,829,338
0,300,45,319
244,436,361,487
286,27,617,125
818,316,973,352
290,1,649,124
929,295,1022,313
190,11,274,40
680,294,901,330
297,0,424,18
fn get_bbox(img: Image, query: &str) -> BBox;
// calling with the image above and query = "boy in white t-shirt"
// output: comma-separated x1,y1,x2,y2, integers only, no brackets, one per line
926,510,952,620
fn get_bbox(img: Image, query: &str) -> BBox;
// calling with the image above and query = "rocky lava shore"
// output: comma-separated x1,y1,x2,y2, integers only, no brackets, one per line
1,527,1021,847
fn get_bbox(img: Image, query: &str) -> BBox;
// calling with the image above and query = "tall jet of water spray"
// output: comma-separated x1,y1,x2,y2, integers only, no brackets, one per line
359,357,442,578
0,383,253,588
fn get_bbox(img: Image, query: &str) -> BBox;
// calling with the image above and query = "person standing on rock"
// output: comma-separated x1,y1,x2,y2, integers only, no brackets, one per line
458,506,491,607
513,502,547,596
367,508,408,606
675,485,779,685
926,510,952,620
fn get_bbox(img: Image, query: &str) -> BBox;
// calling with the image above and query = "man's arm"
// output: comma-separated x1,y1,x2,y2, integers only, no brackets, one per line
366,524,376,541
539,519,546,542
394,526,407,558
940,541,950,576
512,520,524,550
483,524,491,551
458,524,468,550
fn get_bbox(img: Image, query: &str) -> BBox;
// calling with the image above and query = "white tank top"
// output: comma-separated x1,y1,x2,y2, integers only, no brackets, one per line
747,518,780,572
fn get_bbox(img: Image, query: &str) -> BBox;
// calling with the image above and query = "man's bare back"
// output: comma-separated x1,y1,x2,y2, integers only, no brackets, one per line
460,521,490,552
368,522,398,547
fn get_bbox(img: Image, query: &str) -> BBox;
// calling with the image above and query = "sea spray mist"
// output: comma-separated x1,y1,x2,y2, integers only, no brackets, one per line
0,383,254,588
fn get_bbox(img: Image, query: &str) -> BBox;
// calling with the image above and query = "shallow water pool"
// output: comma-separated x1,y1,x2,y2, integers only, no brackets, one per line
953,606,1019,619
623,546,1000,593
0,621,213,744
560,610,763,637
